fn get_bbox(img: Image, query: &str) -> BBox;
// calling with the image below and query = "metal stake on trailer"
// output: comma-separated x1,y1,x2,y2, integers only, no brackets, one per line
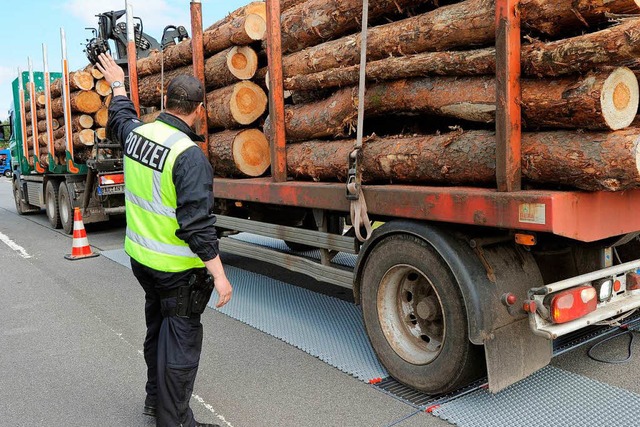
495,0,522,192
61,27,79,174
17,68,30,167
190,0,209,156
28,58,45,173
265,0,287,182
125,1,140,116
42,43,56,170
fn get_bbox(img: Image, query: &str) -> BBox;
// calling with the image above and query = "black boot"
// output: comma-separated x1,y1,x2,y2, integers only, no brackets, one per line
195,422,221,427
143,396,157,417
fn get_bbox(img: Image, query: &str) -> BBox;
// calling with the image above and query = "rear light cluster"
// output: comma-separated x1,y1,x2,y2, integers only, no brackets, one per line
99,174,124,185
545,286,597,324
539,270,640,324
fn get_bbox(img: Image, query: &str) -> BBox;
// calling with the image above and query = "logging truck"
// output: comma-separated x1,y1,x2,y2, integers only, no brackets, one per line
16,0,640,395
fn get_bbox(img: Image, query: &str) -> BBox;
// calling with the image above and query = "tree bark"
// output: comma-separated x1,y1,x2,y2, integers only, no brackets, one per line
136,14,266,78
282,18,640,91
138,46,258,107
49,70,94,98
278,0,425,54
277,1,640,78
281,0,308,11
49,91,102,116
520,0,640,37
286,129,640,191
208,128,270,177
272,69,639,140
206,1,266,31
206,81,268,129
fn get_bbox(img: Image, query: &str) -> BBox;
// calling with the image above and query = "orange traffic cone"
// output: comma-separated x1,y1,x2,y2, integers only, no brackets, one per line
64,208,100,260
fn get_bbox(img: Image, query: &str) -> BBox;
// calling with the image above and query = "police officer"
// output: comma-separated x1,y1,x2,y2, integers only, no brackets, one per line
97,53,232,427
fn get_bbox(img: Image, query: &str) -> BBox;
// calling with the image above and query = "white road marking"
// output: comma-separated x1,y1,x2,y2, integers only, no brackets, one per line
0,231,32,258
192,394,235,427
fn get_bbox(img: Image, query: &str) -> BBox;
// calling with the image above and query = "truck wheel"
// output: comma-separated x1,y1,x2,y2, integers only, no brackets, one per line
45,180,62,229
13,179,37,215
361,234,485,394
58,182,74,234
4,170,11,177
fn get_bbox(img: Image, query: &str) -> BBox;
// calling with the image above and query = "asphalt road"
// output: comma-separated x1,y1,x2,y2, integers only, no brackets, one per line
1,175,640,427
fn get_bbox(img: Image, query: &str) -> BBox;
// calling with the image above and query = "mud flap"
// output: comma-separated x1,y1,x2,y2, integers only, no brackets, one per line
485,317,551,393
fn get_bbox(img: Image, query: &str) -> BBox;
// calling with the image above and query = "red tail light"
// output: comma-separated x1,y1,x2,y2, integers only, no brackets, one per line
549,286,597,324
100,174,124,185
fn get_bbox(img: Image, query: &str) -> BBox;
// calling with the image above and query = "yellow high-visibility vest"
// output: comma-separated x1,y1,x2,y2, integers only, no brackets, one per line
123,121,205,272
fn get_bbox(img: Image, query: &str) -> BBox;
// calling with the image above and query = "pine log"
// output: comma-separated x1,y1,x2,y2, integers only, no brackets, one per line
520,0,640,37
141,111,161,123
136,14,266,78
94,107,108,128
74,114,95,130
284,19,640,91
36,118,60,133
37,94,46,107
104,94,113,107
49,91,102,116
49,70,94,98
89,66,104,80
272,69,639,140
276,1,640,79
138,46,258,107
95,128,106,140
281,0,307,10
278,0,424,54
285,129,640,191
208,129,270,177
95,79,112,96
206,81,267,129
73,129,95,148
206,2,267,31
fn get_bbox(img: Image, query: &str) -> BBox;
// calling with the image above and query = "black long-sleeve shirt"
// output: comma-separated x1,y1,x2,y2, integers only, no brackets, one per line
107,95,219,262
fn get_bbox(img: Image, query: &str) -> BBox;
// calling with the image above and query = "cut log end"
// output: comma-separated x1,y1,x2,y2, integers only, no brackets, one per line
78,114,94,129
227,46,258,80
230,81,268,125
601,67,640,131
73,71,95,91
244,13,267,41
232,129,270,176
95,128,106,140
95,107,109,127
95,79,113,97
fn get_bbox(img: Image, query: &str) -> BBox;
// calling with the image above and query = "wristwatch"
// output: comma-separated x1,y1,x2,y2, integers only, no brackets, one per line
111,81,124,89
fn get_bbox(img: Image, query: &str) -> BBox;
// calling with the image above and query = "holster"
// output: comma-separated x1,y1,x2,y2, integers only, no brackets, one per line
161,270,215,318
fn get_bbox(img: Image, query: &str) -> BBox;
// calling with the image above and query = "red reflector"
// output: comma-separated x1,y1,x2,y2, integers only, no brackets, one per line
614,280,622,292
100,174,124,185
627,273,640,291
550,286,597,324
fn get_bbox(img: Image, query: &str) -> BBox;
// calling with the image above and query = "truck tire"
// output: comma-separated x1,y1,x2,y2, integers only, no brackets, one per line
4,170,11,177
58,182,74,234
361,233,485,394
45,180,62,229
13,179,38,215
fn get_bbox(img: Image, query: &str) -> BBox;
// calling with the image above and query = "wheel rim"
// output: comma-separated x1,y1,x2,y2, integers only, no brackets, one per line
47,189,56,219
377,264,445,365
60,189,70,225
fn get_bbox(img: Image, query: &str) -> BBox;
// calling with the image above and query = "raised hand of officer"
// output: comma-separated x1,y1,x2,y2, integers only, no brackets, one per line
95,53,127,97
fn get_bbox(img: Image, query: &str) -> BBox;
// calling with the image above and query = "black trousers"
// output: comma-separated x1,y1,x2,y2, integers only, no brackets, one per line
131,258,206,427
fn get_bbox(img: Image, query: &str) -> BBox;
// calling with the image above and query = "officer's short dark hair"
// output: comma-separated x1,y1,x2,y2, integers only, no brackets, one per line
165,75,204,116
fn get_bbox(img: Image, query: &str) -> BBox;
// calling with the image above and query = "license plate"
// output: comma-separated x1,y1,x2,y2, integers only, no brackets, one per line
98,184,125,195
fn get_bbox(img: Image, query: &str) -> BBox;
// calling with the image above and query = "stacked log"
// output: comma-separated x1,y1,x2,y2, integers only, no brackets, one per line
24,65,108,168
249,0,640,192
136,2,271,178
